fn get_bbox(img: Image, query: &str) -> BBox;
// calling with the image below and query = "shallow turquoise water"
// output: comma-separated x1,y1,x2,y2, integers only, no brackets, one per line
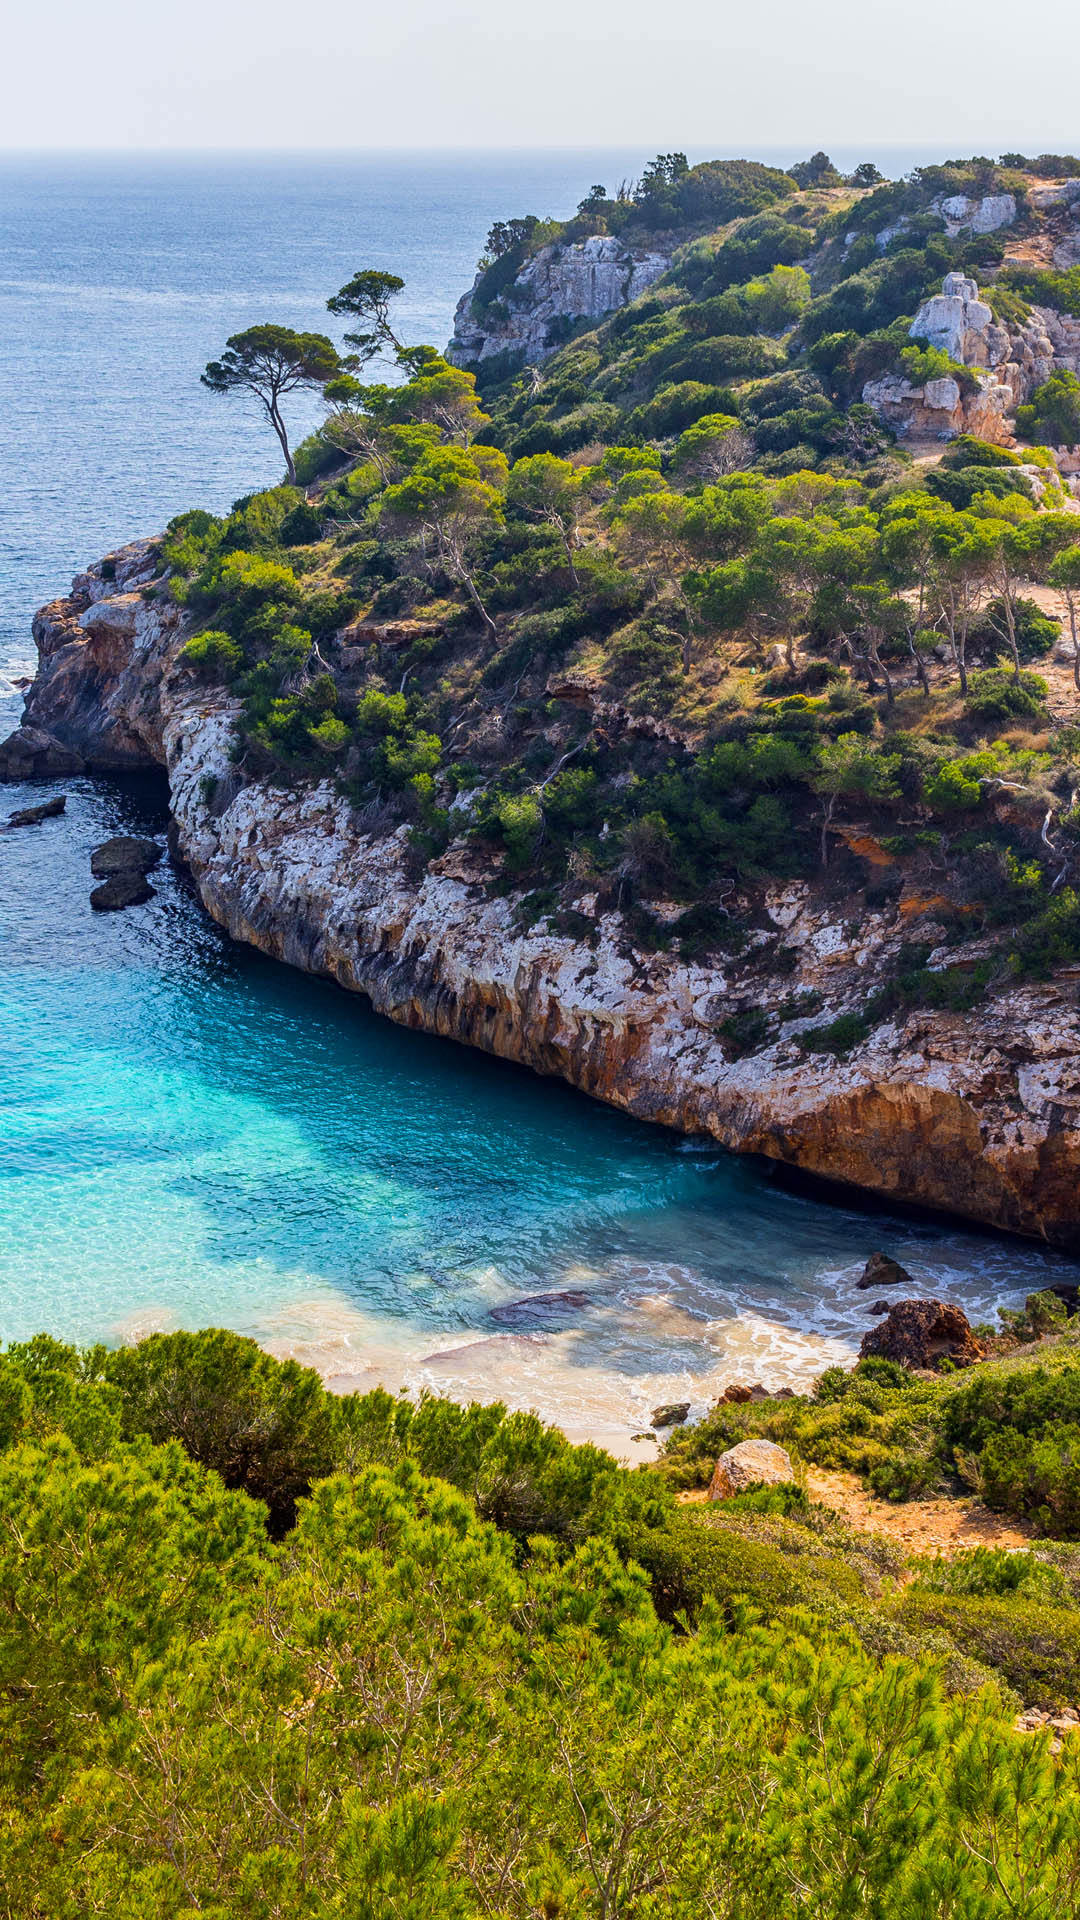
3,153,1078,1445
3,774,1077,1445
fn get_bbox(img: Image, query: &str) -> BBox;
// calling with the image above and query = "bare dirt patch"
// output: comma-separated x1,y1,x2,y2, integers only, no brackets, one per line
802,1466,1037,1556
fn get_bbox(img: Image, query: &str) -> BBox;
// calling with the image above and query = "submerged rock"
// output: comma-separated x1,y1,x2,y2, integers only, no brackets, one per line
857,1251,916,1291
489,1290,593,1327
709,1438,794,1500
859,1298,983,1370
4,794,66,828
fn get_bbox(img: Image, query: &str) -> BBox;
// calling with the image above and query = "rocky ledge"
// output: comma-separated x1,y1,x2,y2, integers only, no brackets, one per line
447,235,671,370
4,541,1080,1248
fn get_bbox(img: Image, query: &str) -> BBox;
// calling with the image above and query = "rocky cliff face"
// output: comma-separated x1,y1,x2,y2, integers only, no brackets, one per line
447,235,671,369
6,546,1080,1250
863,270,1080,453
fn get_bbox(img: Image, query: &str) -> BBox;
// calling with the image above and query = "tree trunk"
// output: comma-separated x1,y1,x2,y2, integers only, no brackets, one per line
561,532,581,591
908,632,930,698
867,633,894,707
268,397,295,485
461,566,497,641
820,792,836,868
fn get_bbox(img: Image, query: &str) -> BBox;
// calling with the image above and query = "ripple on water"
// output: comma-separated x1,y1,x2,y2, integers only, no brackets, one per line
2,775,1078,1459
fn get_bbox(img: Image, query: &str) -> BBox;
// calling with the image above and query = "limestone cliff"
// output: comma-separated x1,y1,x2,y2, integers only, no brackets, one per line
862,269,1080,454
447,235,671,370
7,544,1080,1251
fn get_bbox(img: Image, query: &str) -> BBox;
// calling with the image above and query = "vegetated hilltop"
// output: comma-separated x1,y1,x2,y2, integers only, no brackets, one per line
6,1313,1080,1912
8,148,1080,1238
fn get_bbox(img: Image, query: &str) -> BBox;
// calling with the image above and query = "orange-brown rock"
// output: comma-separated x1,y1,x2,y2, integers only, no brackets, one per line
6,542,1080,1250
708,1438,794,1499
859,1299,984,1369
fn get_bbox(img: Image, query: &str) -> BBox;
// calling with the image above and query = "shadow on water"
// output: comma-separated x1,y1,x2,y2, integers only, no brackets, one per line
2,770,1079,1425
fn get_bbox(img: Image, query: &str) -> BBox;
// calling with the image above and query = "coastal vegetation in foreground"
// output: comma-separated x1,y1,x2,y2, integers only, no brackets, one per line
4,1318,1080,1912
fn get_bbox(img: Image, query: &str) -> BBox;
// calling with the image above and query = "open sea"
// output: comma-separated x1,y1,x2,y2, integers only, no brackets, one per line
2,150,1075,1452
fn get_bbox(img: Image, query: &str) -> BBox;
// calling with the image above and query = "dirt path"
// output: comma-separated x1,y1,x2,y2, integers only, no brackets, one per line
803,1467,1037,1556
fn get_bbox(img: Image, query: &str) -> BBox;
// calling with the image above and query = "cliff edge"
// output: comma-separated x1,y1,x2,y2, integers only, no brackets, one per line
6,540,1080,1249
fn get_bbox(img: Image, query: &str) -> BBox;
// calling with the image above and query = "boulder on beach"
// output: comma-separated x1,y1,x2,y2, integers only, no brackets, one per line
708,1437,794,1500
859,1298,983,1370
857,1251,916,1291
650,1402,690,1429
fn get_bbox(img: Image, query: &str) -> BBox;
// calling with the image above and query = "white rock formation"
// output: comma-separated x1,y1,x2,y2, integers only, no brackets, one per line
910,273,997,363
448,235,670,368
939,193,1016,236
863,272,1080,443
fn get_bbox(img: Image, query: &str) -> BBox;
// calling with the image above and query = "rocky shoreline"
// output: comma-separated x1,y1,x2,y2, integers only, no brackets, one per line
4,538,1080,1248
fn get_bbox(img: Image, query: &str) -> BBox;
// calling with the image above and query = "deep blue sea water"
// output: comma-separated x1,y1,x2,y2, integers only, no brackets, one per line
2,152,1075,1446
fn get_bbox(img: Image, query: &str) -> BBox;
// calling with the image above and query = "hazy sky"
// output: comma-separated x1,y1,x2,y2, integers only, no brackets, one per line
5,0,1079,152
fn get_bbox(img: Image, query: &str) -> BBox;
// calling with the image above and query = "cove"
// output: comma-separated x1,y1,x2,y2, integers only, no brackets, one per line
2,770,1078,1455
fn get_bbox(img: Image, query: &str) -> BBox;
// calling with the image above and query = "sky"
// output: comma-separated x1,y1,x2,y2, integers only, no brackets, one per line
4,0,1079,153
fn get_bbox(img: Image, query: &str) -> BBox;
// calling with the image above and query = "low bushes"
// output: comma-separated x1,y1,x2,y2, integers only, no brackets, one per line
627,1511,864,1623
894,1587,1080,1708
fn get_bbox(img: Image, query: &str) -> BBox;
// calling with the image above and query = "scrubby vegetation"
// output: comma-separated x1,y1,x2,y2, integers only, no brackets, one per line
661,1307,1080,1520
6,1323,1080,1913
152,151,1080,1028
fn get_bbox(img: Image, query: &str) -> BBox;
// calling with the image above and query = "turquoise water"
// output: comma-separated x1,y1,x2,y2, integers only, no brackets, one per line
3,774,1077,1446
2,153,1078,1445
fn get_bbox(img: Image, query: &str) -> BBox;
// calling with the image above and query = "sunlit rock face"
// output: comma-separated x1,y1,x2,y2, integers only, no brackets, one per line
448,235,670,369
862,271,1080,445
6,543,1080,1250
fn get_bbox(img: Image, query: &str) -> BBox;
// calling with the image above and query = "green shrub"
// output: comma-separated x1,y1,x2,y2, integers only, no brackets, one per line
978,1424,1080,1534
103,1329,342,1535
1010,886,1080,977
625,380,740,439
278,500,323,545
940,434,1022,470
943,1356,1080,1453
894,1588,1080,1706
913,1546,1071,1603
627,1512,862,1624
965,668,1048,721
925,465,1031,510
797,1011,871,1056
1015,368,1080,447
719,1007,771,1056
178,629,244,682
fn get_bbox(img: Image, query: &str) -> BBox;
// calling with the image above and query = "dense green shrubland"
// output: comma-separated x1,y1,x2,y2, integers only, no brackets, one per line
6,1326,1080,1911
160,156,1080,1017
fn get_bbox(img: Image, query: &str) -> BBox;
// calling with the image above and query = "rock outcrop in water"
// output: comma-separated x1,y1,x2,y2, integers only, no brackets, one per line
4,540,1080,1249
